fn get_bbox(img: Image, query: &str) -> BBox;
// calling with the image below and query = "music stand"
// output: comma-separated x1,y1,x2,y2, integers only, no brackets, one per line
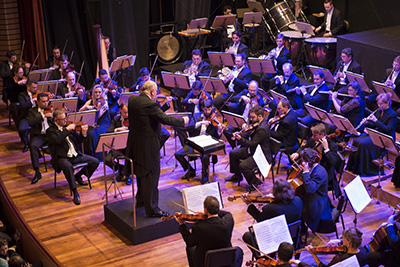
211,14,236,29
67,110,97,126
38,80,59,95
207,52,235,67
199,77,227,97
28,69,51,81
307,65,335,83
372,81,400,103
344,176,371,227
304,103,335,126
270,90,288,105
247,0,264,12
248,57,276,75
295,21,315,37
346,71,372,94
118,92,140,106
50,97,78,113
187,17,208,47
110,55,136,73
329,113,360,136
162,71,191,111
258,88,273,102
368,127,399,206
221,111,246,128
96,131,129,201
243,12,263,53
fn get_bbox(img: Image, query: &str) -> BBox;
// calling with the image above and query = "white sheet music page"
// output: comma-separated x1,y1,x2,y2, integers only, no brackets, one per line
330,255,360,267
252,214,292,255
253,144,271,179
344,176,371,214
188,135,219,148
181,182,222,214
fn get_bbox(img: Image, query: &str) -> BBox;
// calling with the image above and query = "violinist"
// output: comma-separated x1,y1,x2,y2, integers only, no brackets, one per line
0,50,21,102
181,80,212,115
57,72,86,110
175,99,224,184
241,179,302,258
290,123,341,197
46,109,99,205
94,69,120,118
175,196,237,267
104,103,131,185
27,93,53,184
130,67,160,93
227,105,273,190
45,46,61,69
299,227,367,266
49,54,71,81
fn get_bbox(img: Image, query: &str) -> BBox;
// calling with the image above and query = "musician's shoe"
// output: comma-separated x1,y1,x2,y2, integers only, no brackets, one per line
125,176,132,185
75,175,88,186
72,190,81,205
181,168,195,180
150,210,170,218
201,172,208,184
31,171,42,184
22,145,29,153
225,174,243,182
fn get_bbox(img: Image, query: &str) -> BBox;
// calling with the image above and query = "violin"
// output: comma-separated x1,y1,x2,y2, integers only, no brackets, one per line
313,129,341,160
44,104,53,115
32,90,52,100
65,121,85,132
161,212,208,222
100,79,118,91
71,82,85,93
268,113,285,126
204,110,226,128
236,122,260,135
294,245,347,255
227,195,275,203
123,119,129,127
61,67,76,78
245,258,278,267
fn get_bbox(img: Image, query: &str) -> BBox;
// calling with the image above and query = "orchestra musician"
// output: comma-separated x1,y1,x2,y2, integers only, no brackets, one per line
130,67,160,93
346,93,397,177
332,48,362,93
103,36,115,67
295,70,330,126
45,46,62,69
276,63,302,110
94,69,120,118
57,71,86,110
181,80,212,115
46,109,100,205
241,179,303,258
213,53,252,110
49,54,71,81
225,31,248,59
126,80,189,217
175,99,224,184
0,51,19,102
227,105,273,190
260,33,290,91
28,93,53,184
104,103,131,185
290,123,341,197
18,79,39,153
314,0,345,37
175,195,238,267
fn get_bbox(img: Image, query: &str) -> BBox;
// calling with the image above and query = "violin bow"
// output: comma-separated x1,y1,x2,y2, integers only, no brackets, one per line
149,54,159,78
70,50,74,63
252,185,265,197
236,239,276,262
19,40,25,64
76,61,85,84
315,232,328,245
172,201,197,214
61,39,68,56
27,53,40,76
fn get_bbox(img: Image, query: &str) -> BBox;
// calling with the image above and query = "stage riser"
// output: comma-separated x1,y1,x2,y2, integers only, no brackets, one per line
370,179,400,209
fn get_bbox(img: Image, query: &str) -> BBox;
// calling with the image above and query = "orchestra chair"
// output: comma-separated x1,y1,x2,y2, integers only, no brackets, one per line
54,162,91,195
331,151,345,199
39,145,51,172
315,195,347,239
186,150,221,175
204,246,243,267
288,220,302,259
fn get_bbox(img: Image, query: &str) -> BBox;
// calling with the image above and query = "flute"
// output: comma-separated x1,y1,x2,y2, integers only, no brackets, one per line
286,84,315,93
355,108,379,131
319,91,353,98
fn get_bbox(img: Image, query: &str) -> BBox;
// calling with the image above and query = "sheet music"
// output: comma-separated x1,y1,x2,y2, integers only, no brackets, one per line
344,176,371,214
330,255,360,267
187,135,219,148
252,215,292,255
253,145,271,178
182,182,223,214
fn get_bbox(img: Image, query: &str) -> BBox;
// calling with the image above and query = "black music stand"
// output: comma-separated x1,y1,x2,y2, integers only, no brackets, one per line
243,12,263,54
199,77,227,97
28,69,51,81
110,55,136,88
118,92,140,106
211,14,237,51
161,71,191,112
368,128,399,206
188,17,208,48
346,72,372,94
207,52,235,67
248,57,276,76
304,103,335,126
246,0,266,49
295,21,315,37
372,81,400,103
67,110,97,126
38,80,59,95
221,110,246,128
50,97,78,113
329,113,360,136
307,65,336,84
96,131,129,201
258,88,273,102
270,90,288,105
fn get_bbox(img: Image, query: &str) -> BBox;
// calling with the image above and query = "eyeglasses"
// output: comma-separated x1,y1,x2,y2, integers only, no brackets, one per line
57,117,67,121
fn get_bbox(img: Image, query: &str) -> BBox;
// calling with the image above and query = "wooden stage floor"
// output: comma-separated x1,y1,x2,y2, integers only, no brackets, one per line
0,101,395,266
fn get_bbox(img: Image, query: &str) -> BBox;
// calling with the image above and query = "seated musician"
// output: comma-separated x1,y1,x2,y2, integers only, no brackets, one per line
57,71,86,110
130,67,160,93
175,196,237,267
270,99,299,156
227,105,273,190
181,80,212,115
94,68,120,118
346,93,397,176
260,33,290,91
241,179,302,258
275,63,302,109
175,99,223,184
300,148,332,236
314,0,345,37
79,85,111,156
103,36,115,67
45,46,61,69
47,109,100,205
214,53,252,110
225,31,248,59
104,103,131,185
18,79,39,153
295,70,330,126
367,214,400,267
0,50,19,97
28,93,53,184
290,123,341,197
49,54,70,81
332,48,362,94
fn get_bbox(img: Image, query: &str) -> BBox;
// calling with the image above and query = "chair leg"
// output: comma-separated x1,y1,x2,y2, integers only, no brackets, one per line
277,152,282,174
54,171,57,188
85,167,92,189
42,150,48,172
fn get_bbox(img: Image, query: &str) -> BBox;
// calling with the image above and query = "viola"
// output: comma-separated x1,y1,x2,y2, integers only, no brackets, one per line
294,245,347,255
161,212,208,222
245,258,278,266
268,113,285,126
61,67,76,78
227,195,275,203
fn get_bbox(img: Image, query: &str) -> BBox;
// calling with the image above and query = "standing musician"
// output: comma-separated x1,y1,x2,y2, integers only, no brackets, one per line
270,99,299,156
175,99,224,184
94,69,120,118
104,103,131,185
227,105,273,190
275,63,302,110
0,50,19,102
28,93,53,184
225,31,248,59
57,71,86,110
49,54,71,81
260,33,290,91
214,53,252,110
130,67,160,93
346,93,397,177
241,179,303,258
18,79,39,153
314,0,345,37
175,196,236,267
300,148,332,235
45,46,62,69
332,48,362,93
181,80,212,115
47,109,100,205
290,123,341,197
295,70,330,126
126,81,189,217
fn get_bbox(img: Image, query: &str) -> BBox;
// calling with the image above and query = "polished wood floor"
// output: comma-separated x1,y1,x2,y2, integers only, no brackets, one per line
0,101,394,267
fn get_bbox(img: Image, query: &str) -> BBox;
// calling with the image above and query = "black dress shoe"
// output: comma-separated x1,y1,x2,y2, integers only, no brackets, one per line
31,172,42,184
75,176,88,186
73,191,81,205
22,145,29,153
126,176,132,185
181,168,196,180
150,210,170,217
225,174,243,182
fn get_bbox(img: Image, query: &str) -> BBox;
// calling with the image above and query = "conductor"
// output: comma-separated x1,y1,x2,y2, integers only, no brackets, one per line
126,81,189,217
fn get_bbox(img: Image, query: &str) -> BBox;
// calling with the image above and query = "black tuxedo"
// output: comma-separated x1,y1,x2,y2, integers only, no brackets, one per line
276,73,302,109
181,90,212,115
230,89,265,115
181,60,212,78
0,60,13,102
17,90,34,146
226,42,249,59
260,46,290,90
56,83,86,110
179,210,234,267
126,93,185,215
49,68,63,81
297,82,330,125
384,68,400,98
333,60,363,93
271,109,299,155
319,8,345,36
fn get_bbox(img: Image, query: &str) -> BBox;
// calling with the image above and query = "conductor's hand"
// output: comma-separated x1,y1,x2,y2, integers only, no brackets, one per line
290,152,299,161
